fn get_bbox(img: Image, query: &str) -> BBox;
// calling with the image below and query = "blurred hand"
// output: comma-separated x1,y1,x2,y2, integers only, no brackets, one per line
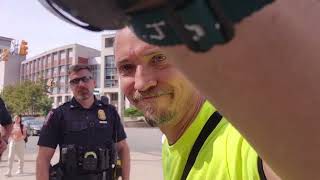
0,138,8,154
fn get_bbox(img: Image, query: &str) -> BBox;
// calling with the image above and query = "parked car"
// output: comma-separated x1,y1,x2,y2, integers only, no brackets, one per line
22,119,44,136
22,116,37,123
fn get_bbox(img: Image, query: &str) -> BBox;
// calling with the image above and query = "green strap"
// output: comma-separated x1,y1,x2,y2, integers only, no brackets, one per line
129,0,274,52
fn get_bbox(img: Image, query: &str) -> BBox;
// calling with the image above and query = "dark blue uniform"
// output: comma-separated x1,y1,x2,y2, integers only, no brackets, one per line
0,97,12,126
38,97,126,179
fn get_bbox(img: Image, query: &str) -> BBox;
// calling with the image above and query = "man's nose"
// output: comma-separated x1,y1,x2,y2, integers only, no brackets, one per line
134,65,157,91
78,79,86,86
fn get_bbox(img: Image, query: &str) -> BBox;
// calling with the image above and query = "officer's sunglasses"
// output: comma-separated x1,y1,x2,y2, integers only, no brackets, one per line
69,76,93,85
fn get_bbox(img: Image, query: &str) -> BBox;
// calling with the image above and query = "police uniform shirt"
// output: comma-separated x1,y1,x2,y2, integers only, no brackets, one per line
0,97,12,126
38,97,127,149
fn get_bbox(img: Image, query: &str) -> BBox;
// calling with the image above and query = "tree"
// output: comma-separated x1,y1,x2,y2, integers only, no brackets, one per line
1,80,53,116
124,107,144,117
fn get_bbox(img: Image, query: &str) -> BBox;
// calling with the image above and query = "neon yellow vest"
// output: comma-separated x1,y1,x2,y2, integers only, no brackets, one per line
162,101,262,180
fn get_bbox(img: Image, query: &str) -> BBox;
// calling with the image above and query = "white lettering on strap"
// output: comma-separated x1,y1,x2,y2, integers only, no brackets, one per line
145,21,166,40
184,24,205,41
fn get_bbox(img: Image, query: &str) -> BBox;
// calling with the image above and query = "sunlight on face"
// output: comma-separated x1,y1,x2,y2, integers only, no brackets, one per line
69,69,95,101
115,29,198,126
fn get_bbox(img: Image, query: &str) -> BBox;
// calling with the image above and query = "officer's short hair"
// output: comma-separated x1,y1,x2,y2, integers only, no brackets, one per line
68,64,92,75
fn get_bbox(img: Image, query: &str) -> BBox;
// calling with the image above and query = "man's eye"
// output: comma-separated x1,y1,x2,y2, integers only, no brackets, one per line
118,64,136,76
151,54,167,64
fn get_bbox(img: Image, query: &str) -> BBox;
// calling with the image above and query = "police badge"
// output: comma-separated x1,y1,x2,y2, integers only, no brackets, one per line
98,109,107,123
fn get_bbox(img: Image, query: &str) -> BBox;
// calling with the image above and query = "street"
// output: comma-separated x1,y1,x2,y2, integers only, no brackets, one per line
0,127,163,180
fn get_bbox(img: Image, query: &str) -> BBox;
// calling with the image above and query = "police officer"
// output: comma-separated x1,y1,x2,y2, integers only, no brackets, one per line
0,97,13,158
36,64,130,180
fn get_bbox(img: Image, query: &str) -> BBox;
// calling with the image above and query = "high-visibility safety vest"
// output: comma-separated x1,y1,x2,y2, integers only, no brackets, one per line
162,101,265,180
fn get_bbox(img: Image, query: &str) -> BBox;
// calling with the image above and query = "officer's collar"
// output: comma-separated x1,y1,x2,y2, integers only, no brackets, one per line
69,96,103,109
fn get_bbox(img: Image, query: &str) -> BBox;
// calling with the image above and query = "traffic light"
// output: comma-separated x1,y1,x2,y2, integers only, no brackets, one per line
47,79,55,87
19,40,28,56
0,48,10,61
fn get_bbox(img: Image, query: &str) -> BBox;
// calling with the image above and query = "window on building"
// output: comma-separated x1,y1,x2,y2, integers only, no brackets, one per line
46,69,52,78
52,87,58,94
68,49,73,59
57,96,62,105
105,37,114,48
47,56,52,67
53,67,58,76
60,50,66,60
53,53,58,66
53,53,58,61
111,93,118,101
106,68,116,76
60,76,66,84
42,57,46,69
66,96,71,101
105,55,115,68
60,66,66,75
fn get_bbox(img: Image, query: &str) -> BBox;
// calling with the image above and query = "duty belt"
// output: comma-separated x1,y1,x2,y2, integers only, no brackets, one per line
60,144,114,174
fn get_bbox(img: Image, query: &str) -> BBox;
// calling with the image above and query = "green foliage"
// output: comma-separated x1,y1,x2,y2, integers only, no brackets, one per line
0,80,53,116
124,107,144,117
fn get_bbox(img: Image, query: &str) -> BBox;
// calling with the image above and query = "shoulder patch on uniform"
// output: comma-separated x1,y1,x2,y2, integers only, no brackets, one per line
44,110,54,126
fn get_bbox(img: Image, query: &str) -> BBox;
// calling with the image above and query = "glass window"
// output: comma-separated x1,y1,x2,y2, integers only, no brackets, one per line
60,66,66,75
46,69,51,78
106,68,116,76
57,96,62,105
111,93,118,101
68,49,73,58
52,87,58,94
105,56,115,68
53,67,59,75
53,53,58,61
105,37,114,48
65,96,71,101
46,56,51,67
60,50,66,59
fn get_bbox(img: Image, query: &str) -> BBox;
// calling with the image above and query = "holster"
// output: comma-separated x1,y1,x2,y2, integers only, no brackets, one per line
58,144,120,180
49,163,64,180
114,159,122,180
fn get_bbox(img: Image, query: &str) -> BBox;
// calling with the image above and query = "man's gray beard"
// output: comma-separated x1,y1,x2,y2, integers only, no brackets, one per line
144,106,175,126
76,91,93,101
77,95,89,101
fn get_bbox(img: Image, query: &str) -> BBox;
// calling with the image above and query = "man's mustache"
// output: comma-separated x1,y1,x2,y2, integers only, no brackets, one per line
78,87,89,93
133,89,173,102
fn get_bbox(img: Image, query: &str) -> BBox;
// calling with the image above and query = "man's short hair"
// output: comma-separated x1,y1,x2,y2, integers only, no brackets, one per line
68,64,92,75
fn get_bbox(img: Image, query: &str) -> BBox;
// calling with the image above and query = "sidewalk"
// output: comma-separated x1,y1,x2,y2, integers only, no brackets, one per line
0,146,59,180
0,128,163,180
1,150,162,180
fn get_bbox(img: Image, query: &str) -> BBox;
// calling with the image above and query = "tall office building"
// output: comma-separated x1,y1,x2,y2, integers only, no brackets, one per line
21,44,100,108
0,36,25,92
100,34,126,116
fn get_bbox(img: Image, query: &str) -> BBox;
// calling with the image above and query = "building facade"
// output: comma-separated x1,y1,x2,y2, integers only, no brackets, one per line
100,34,127,116
21,44,100,108
0,36,25,92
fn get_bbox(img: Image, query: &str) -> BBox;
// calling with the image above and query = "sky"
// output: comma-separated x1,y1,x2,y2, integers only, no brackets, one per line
0,0,113,58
